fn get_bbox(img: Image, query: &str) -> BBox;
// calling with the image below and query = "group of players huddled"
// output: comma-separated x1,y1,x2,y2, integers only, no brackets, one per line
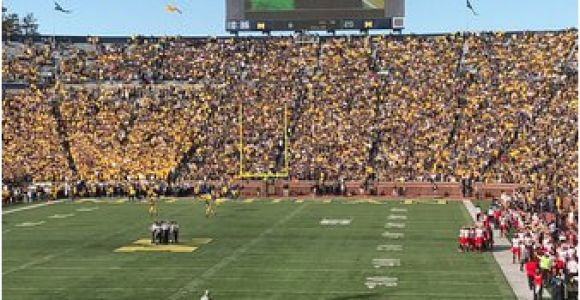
150,220,180,245
144,188,221,245
458,205,495,252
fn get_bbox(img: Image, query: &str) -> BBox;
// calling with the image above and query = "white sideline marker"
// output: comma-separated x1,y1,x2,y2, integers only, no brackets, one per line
372,258,401,268
15,221,45,227
384,222,405,229
76,207,98,212
382,231,404,239
320,218,352,226
48,214,74,219
376,244,403,252
390,208,408,213
388,215,407,220
365,277,398,289
76,199,100,204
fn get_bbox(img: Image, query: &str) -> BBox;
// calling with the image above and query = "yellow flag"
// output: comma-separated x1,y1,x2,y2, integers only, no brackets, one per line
165,4,182,14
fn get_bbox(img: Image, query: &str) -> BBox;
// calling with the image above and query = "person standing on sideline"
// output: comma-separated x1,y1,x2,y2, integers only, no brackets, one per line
525,258,538,291
550,271,565,300
539,253,552,285
533,270,543,300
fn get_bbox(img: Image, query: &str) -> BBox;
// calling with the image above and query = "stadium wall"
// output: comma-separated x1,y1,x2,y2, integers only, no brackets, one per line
233,180,522,199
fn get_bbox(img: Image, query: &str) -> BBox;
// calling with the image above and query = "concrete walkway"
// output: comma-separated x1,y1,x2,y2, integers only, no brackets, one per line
463,200,550,300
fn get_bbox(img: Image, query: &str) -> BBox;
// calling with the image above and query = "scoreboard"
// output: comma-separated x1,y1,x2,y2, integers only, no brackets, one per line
226,0,405,32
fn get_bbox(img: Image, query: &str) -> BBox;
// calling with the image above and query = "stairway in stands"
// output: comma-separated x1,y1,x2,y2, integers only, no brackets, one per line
273,39,323,174
50,98,79,177
365,38,386,182
273,87,306,173
170,96,219,182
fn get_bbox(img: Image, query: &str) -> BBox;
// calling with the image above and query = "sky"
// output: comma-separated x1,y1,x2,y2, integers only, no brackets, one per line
3,0,578,36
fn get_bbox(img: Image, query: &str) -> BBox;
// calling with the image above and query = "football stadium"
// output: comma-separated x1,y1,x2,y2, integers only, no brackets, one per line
1,0,579,299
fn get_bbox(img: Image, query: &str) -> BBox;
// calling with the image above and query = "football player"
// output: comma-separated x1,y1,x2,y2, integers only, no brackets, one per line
148,190,159,217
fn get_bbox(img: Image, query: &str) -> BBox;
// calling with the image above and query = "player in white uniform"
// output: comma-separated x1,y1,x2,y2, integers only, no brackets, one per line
150,222,161,244
161,221,170,244
169,221,180,243
499,216,507,237
475,227,484,251
458,227,469,252
512,236,521,263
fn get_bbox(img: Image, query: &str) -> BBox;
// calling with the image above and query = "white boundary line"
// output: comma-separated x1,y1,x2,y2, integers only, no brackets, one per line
3,200,66,215
166,203,308,300
22,266,499,275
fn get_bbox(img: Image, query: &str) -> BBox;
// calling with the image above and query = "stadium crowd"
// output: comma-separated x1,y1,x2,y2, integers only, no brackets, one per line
2,30,577,206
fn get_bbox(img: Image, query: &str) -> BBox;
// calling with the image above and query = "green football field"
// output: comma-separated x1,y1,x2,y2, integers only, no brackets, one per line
3,198,515,299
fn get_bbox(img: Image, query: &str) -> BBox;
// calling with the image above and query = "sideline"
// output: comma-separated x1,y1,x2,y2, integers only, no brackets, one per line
462,200,550,300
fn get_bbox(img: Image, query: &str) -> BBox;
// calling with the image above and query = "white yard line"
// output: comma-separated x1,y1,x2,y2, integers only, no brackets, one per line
3,200,66,215
14,221,46,227
166,203,308,300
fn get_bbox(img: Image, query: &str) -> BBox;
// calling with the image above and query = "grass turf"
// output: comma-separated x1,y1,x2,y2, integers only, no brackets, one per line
2,198,515,299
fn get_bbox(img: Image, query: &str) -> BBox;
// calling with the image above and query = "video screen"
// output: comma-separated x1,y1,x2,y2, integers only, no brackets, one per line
247,0,385,11
226,0,404,31
245,0,386,20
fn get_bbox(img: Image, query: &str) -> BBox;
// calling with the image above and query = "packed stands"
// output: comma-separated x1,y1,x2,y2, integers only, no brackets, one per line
2,30,577,202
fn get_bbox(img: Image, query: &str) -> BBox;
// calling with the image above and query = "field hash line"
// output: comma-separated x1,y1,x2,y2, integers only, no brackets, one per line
3,200,66,215
166,203,308,300
3,254,61,276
